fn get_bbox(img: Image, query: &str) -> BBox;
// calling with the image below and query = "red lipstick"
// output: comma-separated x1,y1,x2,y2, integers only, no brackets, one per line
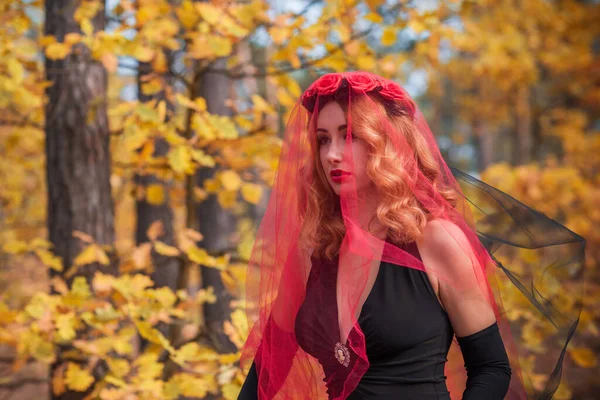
330,169,350,183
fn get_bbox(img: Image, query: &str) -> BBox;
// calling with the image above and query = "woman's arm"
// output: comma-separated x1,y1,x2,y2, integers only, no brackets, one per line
237,314,299,399
417,219,511,400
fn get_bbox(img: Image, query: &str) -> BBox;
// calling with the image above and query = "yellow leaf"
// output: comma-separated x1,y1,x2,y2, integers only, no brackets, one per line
408,18,426,34
222,383,241,400
92,272,114,295
40,35,57,46
217,190,237,209
31,238,53,249
134,353,164,380
137,103,159,122
112,274,153,298
194,97,207,111
106,357,130,378
146,184,166,205
569,347,597,368
56,313,77,342
241,183,262,205
219,170,242,191
71,277,92,300
146,221,164,241
2,240,28,254
251,94,275,114
168,145,193,174
141,77,164,96
152,50,168,73
365,0,385,12
13,87,42,112
101,52,118,73
270,26,290,45
219,353,239,365
186,246,223,269
64,33,82,45
51,276,69,295
52,363,66,397
191,149,215,167
364,12,383,24
45,42,71,60
177,373,214,398
134,45,154,62
81,19,94,36
151,287,177,308
7,58,25,82
176,0,198,30
184,228,204,242
381,26,397,46
175,93,197,110
27,331,55,363
154,241,181,257
74,244,109,266
35,249,64,272
157,100,167,122
65,363,94,392
131,242,152,270
195,3,220,25
73,231,95,243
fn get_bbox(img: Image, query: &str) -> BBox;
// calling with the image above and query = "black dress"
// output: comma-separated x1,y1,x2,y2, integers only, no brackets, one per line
240,241,455,399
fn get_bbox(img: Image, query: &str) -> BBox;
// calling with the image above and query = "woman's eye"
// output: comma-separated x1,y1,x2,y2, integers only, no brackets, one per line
318,137,330,145
345,132,357,140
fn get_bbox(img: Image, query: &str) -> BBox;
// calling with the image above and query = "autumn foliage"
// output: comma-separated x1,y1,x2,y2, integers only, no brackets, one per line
0,0,598,399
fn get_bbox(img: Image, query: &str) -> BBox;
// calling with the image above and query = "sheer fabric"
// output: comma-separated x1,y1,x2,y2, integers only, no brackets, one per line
240,72,586,399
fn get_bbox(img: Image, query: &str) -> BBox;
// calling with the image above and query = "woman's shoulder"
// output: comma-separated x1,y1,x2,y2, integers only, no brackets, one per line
418,219,469,254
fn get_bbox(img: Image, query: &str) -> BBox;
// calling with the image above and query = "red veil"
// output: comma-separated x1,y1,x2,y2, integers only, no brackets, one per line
240,72,586,399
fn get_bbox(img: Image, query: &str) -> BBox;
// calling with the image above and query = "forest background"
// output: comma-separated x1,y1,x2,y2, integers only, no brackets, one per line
0,0,599,399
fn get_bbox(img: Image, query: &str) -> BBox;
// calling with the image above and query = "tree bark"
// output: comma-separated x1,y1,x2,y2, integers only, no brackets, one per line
44,0,114,398
473,118,494,171
136,61,179,294
512,86,532,165
135,60,179,347
45,0,114,282
196,59,238,354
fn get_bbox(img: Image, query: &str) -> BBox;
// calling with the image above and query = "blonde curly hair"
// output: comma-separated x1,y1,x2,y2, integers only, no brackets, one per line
298,92,458,260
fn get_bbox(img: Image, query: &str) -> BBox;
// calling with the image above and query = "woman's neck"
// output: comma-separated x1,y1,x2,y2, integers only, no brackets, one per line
356,189,388,240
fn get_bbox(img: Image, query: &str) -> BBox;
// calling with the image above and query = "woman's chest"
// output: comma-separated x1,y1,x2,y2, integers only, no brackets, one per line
296,261,450,357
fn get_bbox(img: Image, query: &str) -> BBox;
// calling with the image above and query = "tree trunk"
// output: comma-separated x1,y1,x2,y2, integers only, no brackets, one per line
473,118,494,171
136,61,178,303
196,59,238,354
45,0,114,282
45,0,114,398
136,59,178,350
512,86,532,165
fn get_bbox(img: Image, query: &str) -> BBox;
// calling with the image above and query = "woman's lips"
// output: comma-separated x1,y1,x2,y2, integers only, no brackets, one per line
330,170,351,183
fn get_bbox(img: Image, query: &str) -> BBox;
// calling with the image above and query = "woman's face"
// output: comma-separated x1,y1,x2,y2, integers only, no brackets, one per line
316,102,373,196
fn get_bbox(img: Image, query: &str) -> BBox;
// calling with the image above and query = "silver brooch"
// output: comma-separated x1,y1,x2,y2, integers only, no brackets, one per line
334,341,350,367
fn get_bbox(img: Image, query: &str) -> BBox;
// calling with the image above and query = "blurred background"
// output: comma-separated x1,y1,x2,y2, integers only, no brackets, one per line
0,0,598,399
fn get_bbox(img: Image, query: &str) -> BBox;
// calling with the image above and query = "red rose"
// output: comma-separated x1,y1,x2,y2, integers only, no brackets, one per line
378,80,416,116
378,80,407,101
310,73,343,95
344,72,378,92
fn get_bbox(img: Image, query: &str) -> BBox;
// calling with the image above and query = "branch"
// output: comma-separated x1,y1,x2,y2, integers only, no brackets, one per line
206,2,405,79
0,376,48,389
198,0,325,79
209,24,375,79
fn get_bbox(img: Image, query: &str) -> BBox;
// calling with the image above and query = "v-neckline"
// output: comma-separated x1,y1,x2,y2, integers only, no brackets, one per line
335,258,384,346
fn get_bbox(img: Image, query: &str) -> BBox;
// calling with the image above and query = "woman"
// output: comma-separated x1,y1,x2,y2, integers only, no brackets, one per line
238,72,585,399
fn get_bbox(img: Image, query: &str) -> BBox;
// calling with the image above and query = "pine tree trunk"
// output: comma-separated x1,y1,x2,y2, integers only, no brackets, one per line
44,0,114,398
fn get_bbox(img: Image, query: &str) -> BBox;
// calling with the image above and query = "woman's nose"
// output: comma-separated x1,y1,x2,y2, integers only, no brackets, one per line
326,140,344,163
